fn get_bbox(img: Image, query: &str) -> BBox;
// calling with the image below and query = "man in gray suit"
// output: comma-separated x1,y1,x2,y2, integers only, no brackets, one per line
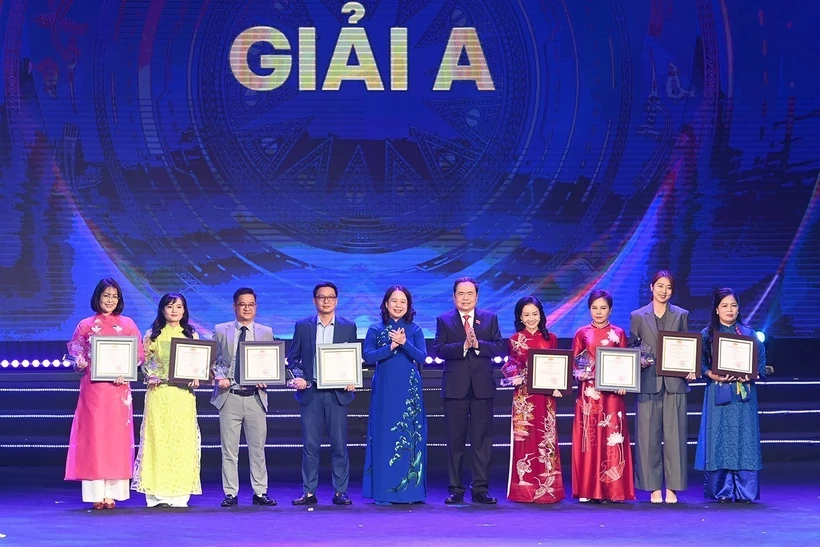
628,271,695,504
211,287,276,507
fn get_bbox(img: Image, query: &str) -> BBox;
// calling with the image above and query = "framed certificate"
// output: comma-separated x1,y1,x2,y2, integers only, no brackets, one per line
527,349,574,395
316,343,363,389
169,338,216,384
713,331,758,379
238,341,286,386
90,335,139,382
657,331,702,378
595,347,641,393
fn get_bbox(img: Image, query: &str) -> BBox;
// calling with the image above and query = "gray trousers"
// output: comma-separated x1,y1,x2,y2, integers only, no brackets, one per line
634,385,688,492
219,392,268,496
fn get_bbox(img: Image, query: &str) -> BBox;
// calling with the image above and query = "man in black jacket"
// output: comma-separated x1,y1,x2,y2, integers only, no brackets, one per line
433,277,505,504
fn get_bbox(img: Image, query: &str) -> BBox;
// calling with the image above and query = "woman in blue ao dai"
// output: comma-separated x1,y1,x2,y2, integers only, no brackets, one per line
696,288,766,503
363,286,428,504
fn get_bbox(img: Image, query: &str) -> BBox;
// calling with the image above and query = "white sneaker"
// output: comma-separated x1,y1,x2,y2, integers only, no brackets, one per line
579,497,591,503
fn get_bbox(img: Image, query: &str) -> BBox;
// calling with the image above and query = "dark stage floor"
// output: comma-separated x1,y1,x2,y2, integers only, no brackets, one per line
1,465,819,546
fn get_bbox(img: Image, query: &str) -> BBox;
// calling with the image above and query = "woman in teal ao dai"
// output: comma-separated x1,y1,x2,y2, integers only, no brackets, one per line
363,286,428,504
696,288,767,502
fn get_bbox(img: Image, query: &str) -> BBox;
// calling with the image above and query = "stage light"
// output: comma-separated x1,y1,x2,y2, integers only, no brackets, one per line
42,360,51,367
756,331,766,343
493,356,503,364
434,357,443,364
425,356,433,364
0,360,8,368
32,360,40,367
504,356,509,362
11,360,20,368
21,360,30,367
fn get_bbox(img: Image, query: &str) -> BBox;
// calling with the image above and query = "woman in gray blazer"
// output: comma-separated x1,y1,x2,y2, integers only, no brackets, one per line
628,271,695,504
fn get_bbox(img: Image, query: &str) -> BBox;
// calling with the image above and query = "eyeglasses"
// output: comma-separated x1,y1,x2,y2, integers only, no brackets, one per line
236,303,256,309
315,296,337,302
101,294,120,302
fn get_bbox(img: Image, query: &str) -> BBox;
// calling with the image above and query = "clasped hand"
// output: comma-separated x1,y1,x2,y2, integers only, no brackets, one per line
463,327,479,350
388,328,407,349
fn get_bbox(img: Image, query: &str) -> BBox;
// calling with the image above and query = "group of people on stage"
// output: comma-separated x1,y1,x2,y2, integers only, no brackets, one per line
64,271,766,510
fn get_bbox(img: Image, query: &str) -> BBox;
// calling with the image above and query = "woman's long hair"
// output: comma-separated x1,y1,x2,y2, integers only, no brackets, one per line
380,285,416,324
708,287,744,331
513,296,550,340
149,292,195,341
703,288,745,359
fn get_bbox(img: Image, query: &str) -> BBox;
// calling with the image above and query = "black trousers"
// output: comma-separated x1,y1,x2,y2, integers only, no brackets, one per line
443,384,494,495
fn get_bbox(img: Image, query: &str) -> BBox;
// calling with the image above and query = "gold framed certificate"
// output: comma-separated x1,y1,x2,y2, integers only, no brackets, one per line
238,341,286,386
90,335,139,382
527,349,573,395
316,343,363,389
713,331,758,379
169,338,216,384
595,347,641,393
657,331,701,378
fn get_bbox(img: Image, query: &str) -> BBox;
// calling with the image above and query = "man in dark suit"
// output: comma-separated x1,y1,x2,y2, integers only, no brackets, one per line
434,277,505,504
286,282,358,506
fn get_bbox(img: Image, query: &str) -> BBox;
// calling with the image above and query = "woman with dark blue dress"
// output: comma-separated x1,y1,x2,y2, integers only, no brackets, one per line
362,285,428,504
695,288,767,502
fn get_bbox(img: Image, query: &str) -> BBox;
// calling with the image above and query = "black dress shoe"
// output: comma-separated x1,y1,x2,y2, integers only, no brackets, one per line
332,492,352,506
735,499,752,504
472,492,498,505
292,493,317,506
154,503,171,508
253,493,277,506
717,497,732,504
221,494,238,507
444,493,464,505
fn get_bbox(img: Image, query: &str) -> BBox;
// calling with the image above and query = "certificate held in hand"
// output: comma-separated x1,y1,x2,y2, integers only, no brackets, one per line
238,341,286,386
527,349,574,395
712,331,758,379
169,338,217,385
316,343,363,389
595,347,641,393
90,335,139,382
656,331,702,378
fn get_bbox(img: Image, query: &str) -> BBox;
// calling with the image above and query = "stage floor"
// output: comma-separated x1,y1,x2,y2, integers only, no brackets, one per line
1,464,818,546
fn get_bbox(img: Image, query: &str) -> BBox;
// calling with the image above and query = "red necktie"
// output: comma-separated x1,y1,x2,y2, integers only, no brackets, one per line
463,315,471,333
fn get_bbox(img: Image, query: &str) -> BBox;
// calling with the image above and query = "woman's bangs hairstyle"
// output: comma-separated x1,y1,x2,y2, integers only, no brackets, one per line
150,292,195,340
513,295,550,339
380,285,416,324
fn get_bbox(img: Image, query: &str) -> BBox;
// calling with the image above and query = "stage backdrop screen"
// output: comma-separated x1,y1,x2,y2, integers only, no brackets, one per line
1,0,818,340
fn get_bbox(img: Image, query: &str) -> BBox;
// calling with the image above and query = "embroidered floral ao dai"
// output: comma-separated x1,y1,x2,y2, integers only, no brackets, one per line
65,314,143,502
503,329,565,503
362,319,428,504
571,323,635,501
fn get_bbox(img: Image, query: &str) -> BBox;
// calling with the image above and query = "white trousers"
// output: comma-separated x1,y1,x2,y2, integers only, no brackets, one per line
81,479,131,503
145,494,190,507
